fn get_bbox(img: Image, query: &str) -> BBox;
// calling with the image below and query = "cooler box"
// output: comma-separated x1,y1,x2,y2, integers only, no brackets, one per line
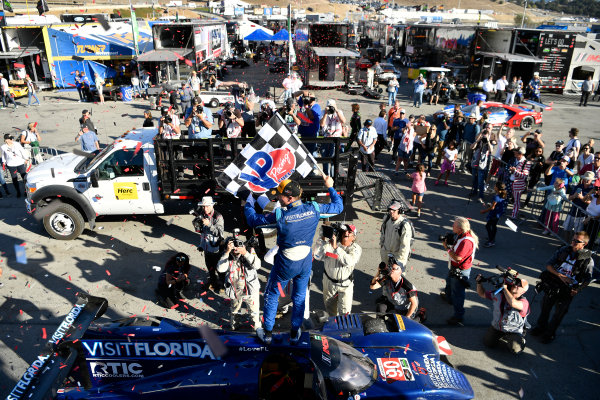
120,86,133,102
467,92,486,105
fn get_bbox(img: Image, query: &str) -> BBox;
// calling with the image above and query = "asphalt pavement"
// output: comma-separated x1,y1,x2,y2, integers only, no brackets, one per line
0,62,599,399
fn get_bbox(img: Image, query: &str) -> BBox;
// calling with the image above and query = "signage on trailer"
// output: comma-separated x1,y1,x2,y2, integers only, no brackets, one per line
537,32,576,89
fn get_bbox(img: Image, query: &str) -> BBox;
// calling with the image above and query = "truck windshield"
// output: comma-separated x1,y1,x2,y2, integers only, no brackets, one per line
79,144,115,173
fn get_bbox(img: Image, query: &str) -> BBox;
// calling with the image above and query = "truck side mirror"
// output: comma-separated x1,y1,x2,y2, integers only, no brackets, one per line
90,169,99,188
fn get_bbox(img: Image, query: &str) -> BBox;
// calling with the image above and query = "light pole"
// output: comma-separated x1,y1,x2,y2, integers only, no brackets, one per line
521,0,528,28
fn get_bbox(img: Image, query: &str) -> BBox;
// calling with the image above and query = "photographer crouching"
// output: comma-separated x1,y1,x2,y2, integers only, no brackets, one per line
314,223,362,316
531,231,595,343
440,217,478,326
370,255,422,322
217,236,261,330
476,267,530,354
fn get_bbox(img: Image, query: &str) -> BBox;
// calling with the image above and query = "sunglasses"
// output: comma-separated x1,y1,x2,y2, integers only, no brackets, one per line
571,239,586,244
176,256,186,261
595,158,600,161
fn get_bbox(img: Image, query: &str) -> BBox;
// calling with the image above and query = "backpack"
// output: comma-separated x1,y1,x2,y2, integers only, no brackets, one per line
382,214,415,260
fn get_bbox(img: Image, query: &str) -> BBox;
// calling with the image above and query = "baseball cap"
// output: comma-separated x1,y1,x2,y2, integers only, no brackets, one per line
399,108,406,114
273,179,301,197
364,119,373,126
560,156,570,163
582,171,596,181
326,99,336,108
388,200,403,211
534,129,542,134
555,140,564,145
468,113,477,119
514,147,526,155
82,109,89,115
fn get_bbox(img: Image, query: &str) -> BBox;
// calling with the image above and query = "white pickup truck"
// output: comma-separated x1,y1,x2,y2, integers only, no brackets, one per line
196,90,235,108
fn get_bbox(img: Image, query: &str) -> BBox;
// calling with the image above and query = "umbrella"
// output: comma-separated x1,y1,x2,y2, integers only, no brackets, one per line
272,29,289,41
244,29,274,41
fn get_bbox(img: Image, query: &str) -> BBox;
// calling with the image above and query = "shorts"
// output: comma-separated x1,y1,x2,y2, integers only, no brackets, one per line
413,191,425,197
398,149,412,159
563,215,585,232
489,158,501,176
440,159,456,174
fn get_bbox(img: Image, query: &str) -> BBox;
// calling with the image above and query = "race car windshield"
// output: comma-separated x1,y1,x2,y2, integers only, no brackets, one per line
310,334,377,395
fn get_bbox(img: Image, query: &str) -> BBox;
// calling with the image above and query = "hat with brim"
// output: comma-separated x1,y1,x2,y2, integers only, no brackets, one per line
560,156,570,163
582,171,596,181
199,196,216,206
388,200,403,211
271,179,301,197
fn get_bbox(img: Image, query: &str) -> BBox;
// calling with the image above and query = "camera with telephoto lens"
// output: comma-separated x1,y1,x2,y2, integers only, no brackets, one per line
224,110,233,119
163,115,172,124
438,232,456,246
376,254,398,283
477,265,521,289
195,105,204,114
302,97,312,107
327,106,335,115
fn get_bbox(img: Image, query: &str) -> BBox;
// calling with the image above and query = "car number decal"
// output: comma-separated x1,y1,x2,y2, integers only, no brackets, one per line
376,358,415,382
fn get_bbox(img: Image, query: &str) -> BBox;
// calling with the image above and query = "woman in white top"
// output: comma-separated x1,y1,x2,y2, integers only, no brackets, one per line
320,99,346,176
577,144,594,172
20,122,42,164
387,76,399,106
1,133,29,198
25,75,41,106
94,73,105,104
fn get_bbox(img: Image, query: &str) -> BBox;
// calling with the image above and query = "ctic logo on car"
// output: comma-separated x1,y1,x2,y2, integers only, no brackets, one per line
239,148,296,192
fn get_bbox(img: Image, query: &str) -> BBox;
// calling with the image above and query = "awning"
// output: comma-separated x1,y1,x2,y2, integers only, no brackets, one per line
0,48,43,59
137,49,192,62
312,47,361,57
477,51,544,63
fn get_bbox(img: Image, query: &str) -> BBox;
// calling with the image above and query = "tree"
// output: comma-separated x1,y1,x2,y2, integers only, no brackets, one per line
514,13,532,27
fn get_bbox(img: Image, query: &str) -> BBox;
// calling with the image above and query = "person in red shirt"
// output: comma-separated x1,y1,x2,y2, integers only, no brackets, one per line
440,217,478,325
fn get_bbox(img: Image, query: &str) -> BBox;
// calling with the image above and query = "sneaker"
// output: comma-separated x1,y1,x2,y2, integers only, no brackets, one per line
439,292,452,304
477,198,484,204
484,241,495,248
290,328,301,345
484,184,489,192
257,327,272,345
446,316,464,326
435,180,439,186
444,181,449,186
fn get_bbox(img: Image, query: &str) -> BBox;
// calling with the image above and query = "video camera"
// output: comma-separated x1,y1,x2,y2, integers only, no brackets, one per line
326,105,335,115
322,223,354,241
438,232,456,246
535,270,587,296
477,266,521,294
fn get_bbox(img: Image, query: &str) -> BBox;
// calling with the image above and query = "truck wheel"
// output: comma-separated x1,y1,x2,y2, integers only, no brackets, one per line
520,116,534,130
209,98,219,108
42,202,85,240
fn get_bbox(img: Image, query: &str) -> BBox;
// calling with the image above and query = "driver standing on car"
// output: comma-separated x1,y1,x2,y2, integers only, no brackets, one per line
245,177,343,345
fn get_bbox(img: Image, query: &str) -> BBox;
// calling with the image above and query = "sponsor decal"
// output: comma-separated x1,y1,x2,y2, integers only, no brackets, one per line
113,182,138,200
50,303,85,345
82,341,216,360
422,354,464,390
321,336,332,366
411,360,428,376
395,314,406,331
238,346,267,352
239,148,296,192
90,361,144,378
7,355,50,400
376,358,414,383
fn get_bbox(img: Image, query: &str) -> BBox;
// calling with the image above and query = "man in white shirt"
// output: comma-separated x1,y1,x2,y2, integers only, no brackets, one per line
1,134,28,197
357,119,378,172
495,75,508,102
0,73,18,110
482,76,495,101
282,74,293,101
188,71,201,97
291,72,303,93
373,110,389,157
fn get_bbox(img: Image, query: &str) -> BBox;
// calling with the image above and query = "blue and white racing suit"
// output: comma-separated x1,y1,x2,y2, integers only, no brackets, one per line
245,187,344,332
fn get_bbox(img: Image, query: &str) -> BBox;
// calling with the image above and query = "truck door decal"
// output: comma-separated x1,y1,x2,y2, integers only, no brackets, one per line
113,183,138,200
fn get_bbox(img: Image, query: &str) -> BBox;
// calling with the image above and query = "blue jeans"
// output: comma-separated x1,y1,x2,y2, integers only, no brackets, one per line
413,91,423,107
387,90,397,106
320,143,335,176
424,150,436,171
444,268,471,319
132,84,142,97
0,167,6,185
27,91,40,105
262,252,312,332
141,82,149,96
470,168,488,200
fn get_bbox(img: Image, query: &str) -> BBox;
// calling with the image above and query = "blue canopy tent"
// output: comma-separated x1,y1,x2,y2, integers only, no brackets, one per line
271,29,289,41
244,29,273,41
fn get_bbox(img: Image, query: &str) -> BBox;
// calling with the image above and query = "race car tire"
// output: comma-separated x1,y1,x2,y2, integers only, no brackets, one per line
520,116,534,130
364,318,389,335
42,201,85,240
209,98,219,108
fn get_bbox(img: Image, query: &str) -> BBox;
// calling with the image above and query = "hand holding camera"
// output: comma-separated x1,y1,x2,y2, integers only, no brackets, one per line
202,217,210,227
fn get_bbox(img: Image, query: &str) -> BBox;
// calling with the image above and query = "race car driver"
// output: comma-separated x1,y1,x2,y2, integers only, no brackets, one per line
245,175,343,345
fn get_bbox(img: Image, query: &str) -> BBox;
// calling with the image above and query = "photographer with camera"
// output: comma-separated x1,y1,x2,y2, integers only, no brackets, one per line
217,237,262,330
440,216,479,325
185,99,213,139
531,231,594,343
379,200,415,268
278,97,300,135
158,106,181,139
476,268,530,354
314,224,362,316
370,256,420,321
193,196,225,292
320,99,346,176
218,102,244,138
468,130,492,203
297,91,322,156
156,252,192,308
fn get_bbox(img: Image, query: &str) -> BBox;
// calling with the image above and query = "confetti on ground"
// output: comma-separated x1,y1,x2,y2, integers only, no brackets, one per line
105,270,111,276
42,328,47,339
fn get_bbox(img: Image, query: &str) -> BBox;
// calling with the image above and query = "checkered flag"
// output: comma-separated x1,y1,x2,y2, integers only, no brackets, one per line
217,112,319,198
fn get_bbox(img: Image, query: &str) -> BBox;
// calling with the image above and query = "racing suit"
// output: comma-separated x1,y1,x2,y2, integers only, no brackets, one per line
314,238,362,316
245,187,343,333
217,249,261,329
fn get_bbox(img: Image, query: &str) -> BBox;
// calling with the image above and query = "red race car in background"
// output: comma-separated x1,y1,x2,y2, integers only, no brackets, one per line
435,100,552,130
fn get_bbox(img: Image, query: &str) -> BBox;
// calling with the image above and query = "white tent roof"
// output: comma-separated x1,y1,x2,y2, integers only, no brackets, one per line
238,21,273,39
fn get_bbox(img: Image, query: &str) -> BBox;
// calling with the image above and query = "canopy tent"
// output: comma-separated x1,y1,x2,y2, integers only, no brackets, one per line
53,60,117,89
244,29,273,41
271,29,290,41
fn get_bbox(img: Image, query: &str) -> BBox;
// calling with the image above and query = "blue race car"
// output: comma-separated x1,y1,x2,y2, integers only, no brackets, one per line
8,293,474,400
